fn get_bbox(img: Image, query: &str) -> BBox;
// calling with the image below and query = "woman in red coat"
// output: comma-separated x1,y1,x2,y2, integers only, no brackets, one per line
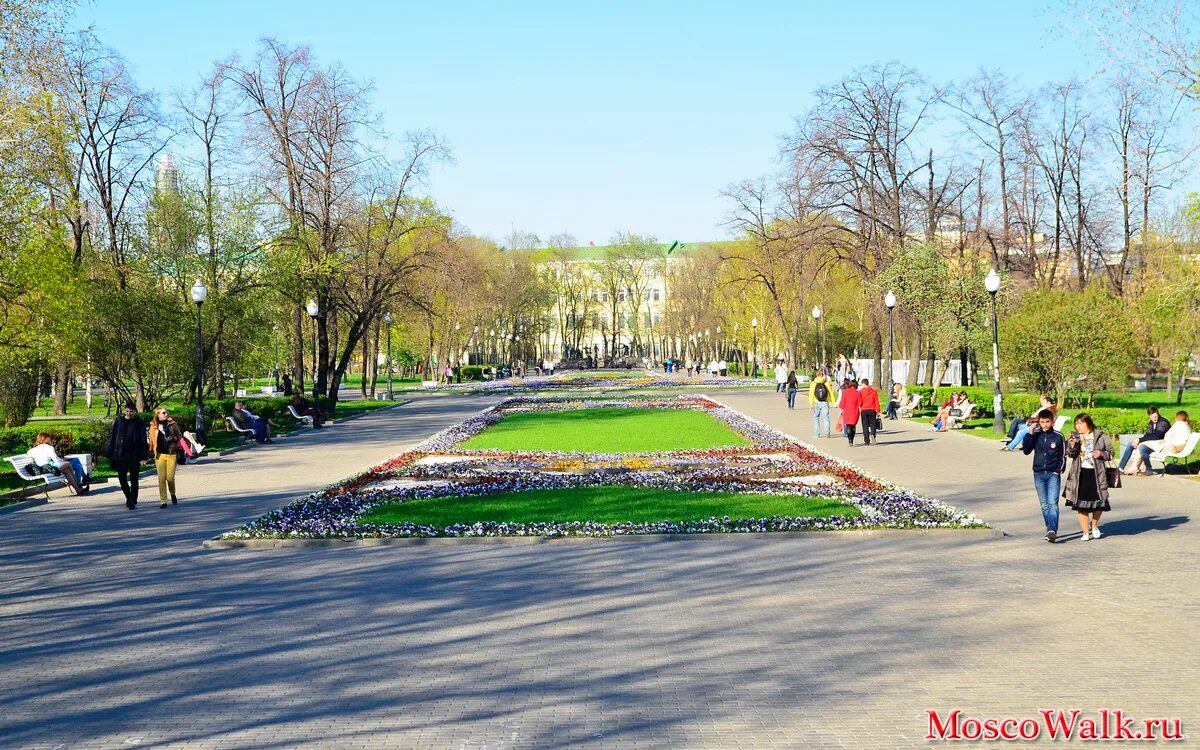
858,378,882,445
837,377,863,445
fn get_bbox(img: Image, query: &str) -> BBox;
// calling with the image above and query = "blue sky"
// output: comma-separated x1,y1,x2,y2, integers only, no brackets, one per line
79,0,1105,244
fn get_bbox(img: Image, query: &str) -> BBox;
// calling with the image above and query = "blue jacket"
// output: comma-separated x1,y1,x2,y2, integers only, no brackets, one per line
1139,418,1171,444
1022,428,1066,473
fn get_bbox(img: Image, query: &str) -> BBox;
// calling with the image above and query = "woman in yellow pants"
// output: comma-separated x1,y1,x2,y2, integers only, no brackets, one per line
147,406,183,508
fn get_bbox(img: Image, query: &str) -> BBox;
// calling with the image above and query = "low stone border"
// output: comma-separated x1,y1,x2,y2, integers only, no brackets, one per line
0,496,50,515
204,525,1006,548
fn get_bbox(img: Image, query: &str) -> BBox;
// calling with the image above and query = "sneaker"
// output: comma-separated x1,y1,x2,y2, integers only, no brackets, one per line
1045,530,1056,543
1079,534,1090,542
1091,527,1101,540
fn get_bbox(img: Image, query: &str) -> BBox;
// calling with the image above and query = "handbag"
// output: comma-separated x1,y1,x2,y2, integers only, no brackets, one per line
949,408,963,417
1105,467,1122,489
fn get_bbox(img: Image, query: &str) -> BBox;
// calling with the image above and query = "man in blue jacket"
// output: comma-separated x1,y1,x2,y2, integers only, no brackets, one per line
1117,406,1170,472
1022,409,1066,543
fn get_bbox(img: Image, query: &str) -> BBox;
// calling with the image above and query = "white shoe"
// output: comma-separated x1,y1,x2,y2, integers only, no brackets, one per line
1079,534,1090,542
1091,527,1101,540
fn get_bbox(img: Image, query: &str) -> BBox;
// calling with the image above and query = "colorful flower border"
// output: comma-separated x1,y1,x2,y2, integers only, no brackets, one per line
220,395,986,539
429,370,772,393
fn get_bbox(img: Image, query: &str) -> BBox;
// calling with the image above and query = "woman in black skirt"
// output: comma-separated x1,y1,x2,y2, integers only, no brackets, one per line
1064,413,1113,542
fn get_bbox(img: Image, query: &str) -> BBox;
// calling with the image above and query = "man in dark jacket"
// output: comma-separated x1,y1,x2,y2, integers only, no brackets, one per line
1117,406,1170,471
1022,409,1066,543
106,401,149,509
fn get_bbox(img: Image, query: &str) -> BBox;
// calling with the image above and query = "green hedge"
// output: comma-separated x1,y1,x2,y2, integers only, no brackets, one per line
460,365,492,381
904,385,1042,420
0,421,111,458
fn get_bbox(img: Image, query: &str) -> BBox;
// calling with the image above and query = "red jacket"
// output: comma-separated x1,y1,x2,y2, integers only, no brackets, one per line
839,386,863,425
859,386,881,412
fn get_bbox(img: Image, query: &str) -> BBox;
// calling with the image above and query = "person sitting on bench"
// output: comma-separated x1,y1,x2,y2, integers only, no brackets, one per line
291,394,327,429
232,401,277,443
26,433,89,494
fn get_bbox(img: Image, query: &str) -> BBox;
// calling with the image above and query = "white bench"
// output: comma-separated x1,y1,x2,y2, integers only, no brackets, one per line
225,416,256,444
1147,433,1200,476
288,404,314,427
1055,415,1069,433
5,453,93,499
947,403,976,429
896,394,923,418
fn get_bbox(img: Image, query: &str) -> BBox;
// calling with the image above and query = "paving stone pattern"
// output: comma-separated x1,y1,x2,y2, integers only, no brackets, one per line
1,391,1197,748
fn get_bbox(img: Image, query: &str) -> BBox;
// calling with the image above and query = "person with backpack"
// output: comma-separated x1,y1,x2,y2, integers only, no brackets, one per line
1021,409,1066,543
106,401,148,509
808,371,832,437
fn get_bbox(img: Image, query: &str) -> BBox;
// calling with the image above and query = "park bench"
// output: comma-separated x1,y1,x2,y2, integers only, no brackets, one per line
225,416,256,444
1054,415,1069,433
288,404,314,427
947,402,976,429
5,453,94,500
896,394,922,418
1147,433,1200,476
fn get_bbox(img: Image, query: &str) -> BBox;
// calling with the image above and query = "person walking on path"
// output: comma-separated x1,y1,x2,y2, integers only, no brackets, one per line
106,401,148,509
774,359,788,393
1117,406,1171,473
1021,409,1066,543
148,406,183,508
858,378,881,445
1064,413,1114,542
809,371,832,438
785,369,799,409
838,377,863,446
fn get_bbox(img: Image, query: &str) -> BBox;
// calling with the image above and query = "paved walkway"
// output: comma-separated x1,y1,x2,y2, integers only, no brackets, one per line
1,391,1197,748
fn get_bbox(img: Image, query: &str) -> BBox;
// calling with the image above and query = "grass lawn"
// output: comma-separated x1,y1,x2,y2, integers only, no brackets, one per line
359,485,862,526
459,407,752,452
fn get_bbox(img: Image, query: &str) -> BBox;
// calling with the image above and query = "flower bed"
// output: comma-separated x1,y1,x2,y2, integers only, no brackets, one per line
220,395,986,540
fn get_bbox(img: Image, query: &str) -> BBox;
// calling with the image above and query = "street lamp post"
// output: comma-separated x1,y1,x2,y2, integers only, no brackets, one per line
306,299,319,397
751,318,759,379
454,322,461,382
811,306,823,372
985,269,1004,433
190,279,208,443
884,291,897,391
473,325,479,365
716,326,722,361
384,312,393,400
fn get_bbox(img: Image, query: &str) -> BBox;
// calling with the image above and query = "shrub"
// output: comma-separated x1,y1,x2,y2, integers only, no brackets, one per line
460,365,491,382
0,355,43,428
0,421,111,458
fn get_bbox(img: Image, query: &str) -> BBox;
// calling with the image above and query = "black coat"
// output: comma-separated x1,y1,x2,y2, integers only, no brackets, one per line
107,416,149,463
1139,418,1170,443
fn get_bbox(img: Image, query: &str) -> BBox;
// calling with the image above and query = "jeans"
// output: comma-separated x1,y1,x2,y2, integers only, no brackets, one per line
885,400,899,419
812,401,830,437
1007,417,1026,440
776,382,786,393
1007,424,1030,451
861,410,878,444
786,388,797,408
844,421,857,444
64,457,87,482
1033,470,1061,532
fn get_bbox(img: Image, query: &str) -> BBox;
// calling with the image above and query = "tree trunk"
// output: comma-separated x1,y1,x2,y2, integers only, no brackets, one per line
53,360,70,415
907,330,921,386
213,316,227,400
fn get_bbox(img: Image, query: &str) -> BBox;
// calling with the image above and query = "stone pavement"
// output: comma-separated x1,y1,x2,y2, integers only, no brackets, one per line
1,390,1197,749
